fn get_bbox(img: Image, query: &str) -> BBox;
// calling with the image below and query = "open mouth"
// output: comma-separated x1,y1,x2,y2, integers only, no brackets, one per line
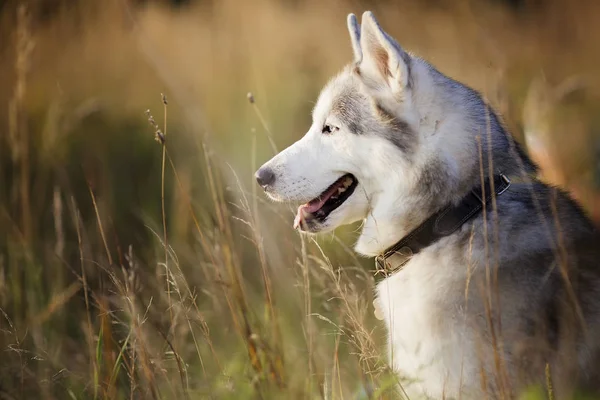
293,174,358,230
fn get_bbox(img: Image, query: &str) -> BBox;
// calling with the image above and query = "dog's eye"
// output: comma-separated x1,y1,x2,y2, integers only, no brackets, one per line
322,124,338,134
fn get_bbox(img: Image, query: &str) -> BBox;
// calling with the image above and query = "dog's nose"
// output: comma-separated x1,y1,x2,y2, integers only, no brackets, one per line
255,167,275,188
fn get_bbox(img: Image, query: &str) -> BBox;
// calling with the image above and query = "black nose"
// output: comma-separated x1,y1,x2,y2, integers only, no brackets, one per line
255,167,275,187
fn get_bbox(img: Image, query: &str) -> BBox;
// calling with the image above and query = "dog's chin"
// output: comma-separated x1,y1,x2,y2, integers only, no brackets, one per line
296,206,361,234
296,219,330,234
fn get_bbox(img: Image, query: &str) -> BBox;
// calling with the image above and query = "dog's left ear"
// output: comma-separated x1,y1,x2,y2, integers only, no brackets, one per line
357,11,411,95
347,13,362,63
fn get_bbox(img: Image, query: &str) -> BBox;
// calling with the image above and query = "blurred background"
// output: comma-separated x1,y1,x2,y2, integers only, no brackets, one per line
1,0,599,398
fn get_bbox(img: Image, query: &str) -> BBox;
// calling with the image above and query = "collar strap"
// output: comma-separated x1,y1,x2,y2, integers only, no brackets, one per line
374,173,511,276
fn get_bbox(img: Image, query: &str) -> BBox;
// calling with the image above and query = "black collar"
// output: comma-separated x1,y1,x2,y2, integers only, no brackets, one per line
374,173,511,278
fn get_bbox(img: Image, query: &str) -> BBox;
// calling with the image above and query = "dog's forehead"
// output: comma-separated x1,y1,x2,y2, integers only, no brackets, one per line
313,67,365,119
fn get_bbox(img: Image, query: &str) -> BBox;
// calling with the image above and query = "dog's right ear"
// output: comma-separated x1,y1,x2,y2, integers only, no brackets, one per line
347,13,362,63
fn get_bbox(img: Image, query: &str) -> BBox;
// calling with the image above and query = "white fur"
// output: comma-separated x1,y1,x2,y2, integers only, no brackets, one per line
375,237,484,399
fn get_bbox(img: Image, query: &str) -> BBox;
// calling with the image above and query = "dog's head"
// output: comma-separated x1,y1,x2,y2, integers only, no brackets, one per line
255,12,463,255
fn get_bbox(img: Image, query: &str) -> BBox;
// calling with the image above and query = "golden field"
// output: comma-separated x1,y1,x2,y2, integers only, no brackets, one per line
1,0,599,398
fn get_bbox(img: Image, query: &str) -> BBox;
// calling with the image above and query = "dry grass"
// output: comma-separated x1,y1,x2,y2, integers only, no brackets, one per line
0,0,599,399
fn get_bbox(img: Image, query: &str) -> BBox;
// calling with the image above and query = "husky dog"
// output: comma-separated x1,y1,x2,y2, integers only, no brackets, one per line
255,11,600,399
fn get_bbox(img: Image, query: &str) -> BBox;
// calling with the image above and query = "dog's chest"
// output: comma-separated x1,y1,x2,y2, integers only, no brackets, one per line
375,254,476,398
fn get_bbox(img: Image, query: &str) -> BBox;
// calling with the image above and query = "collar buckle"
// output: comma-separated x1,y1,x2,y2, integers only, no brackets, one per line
375,246,413,274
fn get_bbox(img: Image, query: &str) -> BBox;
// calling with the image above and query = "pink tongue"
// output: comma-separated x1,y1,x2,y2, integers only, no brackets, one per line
302,197,329,214
293,183,341,229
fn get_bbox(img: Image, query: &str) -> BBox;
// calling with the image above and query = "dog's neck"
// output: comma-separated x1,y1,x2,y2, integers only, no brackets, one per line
355,192,441,257
354,171,501,257
354,163,457,257
374,174,511,271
